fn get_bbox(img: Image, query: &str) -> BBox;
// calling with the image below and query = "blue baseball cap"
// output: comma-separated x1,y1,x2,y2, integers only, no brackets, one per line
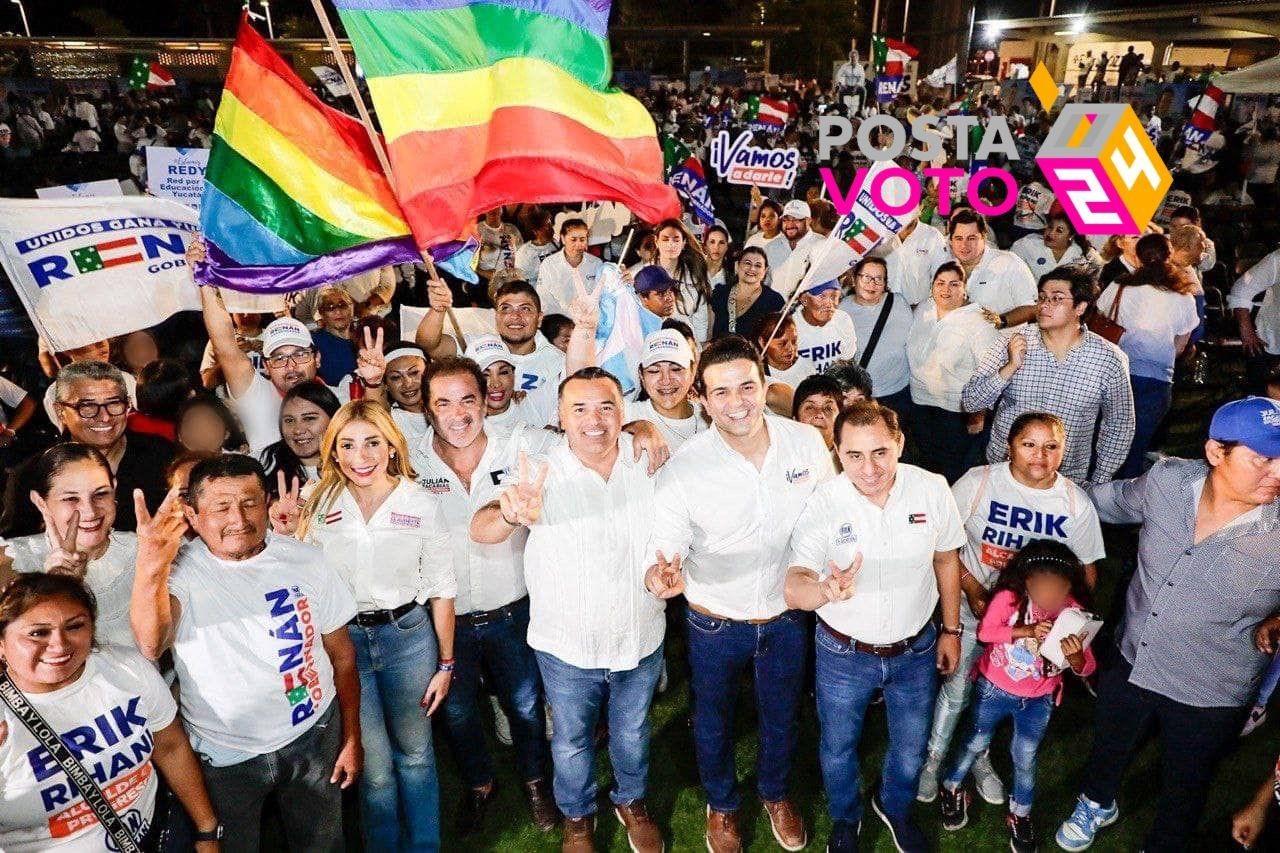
1209,396,1280,457
634,265,679,294
805,278,841,296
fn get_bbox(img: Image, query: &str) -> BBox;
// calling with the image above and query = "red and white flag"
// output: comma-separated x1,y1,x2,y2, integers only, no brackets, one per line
1189,85,1224,132
882,38,919,78
147,63,175,89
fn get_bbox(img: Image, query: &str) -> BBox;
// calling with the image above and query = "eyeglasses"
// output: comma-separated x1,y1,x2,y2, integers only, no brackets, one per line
739,261,767,271
1036,293,1074,306
318,302,349,312
496,304,537,317
857,274,886,285
265,350,316,368
59,398,128,419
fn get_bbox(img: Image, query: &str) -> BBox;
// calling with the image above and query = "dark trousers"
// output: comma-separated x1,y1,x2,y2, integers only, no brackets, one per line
1118,375,1172,481
911,403,987,484
1080,659,1245,852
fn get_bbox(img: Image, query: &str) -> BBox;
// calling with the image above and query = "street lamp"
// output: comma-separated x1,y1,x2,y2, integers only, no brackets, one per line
10,0,30,37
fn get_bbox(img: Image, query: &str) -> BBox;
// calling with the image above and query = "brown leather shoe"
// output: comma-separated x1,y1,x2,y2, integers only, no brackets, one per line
561,815,595,853
705,806,742,853
525,778,561,832
762,798,807,851
614,799,664,852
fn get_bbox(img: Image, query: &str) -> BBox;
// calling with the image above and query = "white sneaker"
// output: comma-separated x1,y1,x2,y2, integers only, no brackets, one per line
971,750,1006,805
916,755,942,803
1241,705,1268,737
490,694,513,746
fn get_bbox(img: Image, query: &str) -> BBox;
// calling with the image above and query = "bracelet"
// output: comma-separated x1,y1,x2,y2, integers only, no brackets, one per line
940,624,963,637
437,658,456,672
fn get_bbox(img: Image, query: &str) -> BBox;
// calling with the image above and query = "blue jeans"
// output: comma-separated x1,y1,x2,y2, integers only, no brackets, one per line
686,607,806,811
535,645,664,819
944,676,1052,812
439,597,549,788
1117,375,1172,481
815,621,939,825
348,604,441,852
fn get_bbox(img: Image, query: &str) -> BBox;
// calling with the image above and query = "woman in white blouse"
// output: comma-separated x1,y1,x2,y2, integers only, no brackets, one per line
906,261,1003,483
295,400,456,853
1,444,140,650
1010,210,1102,279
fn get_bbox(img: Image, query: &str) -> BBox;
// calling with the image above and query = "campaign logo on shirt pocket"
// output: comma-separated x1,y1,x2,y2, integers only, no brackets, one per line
390,512,421,529
419,477,451,495
834,522,858,544
908,512,927,524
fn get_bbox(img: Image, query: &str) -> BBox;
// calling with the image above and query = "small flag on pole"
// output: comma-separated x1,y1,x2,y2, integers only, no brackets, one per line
127,56,176,91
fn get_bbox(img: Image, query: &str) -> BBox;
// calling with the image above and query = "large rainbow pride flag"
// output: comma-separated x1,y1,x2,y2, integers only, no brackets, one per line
198,17,429,293
332,0,681,248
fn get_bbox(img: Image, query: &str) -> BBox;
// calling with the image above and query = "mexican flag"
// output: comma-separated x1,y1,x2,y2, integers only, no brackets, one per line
745,95,792,130
127,56,176,91
871,35,918,77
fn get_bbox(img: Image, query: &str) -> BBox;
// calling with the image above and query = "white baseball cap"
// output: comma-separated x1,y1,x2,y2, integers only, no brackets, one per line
262,317,313,356
640,329,695,369
464,334,515,371
781,200,811,220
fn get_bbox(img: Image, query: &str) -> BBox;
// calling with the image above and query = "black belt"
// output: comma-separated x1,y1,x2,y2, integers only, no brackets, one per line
456,597,526,628
350,601,419,627
820,618,931,657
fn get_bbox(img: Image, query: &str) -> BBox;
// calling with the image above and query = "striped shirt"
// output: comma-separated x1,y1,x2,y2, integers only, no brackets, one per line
961,325,1135,485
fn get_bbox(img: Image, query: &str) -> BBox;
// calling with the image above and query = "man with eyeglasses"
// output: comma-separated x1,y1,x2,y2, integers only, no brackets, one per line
962,266,1135,485
926,209,1038,328
1,361,173,537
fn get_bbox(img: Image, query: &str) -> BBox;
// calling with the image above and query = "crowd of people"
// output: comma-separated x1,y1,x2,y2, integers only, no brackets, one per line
0,60,1279,853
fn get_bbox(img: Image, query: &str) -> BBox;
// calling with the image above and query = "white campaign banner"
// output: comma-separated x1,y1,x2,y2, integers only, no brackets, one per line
35,180,124,200
145,146,210,210
0,197,201,351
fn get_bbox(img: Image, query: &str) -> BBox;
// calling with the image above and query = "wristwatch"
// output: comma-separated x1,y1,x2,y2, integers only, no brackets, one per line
194,824,225,842
940,624,963,637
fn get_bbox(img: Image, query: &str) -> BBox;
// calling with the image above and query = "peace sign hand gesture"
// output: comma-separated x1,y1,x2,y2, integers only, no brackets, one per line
498,452,549,527
134,487,189,575
41,508,88,577
568,267,602,330
819,552,862,604
644,550,686,599
355,325,386,387
270,472,304,536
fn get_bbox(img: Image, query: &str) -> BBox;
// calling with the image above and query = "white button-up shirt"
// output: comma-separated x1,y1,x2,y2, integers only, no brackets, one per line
651,417,835,620
1229,246,1280,356
886,221,947,306
304,479,455,611
491,434,664,671
788,465,966,644
906,301,1003,411
536,250,603,317
924,244,1038,317
412,423,555,615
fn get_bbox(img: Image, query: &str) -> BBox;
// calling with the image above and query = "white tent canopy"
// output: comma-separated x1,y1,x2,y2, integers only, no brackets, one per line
1214,54,1280,94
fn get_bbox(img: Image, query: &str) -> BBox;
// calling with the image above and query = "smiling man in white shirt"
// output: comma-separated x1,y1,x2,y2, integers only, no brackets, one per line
786,401,964,853
647,336,834,853
471,367,665,853
925,209,1038,328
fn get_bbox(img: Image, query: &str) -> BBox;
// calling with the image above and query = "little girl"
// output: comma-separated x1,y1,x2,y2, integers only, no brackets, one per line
938,539,1097,853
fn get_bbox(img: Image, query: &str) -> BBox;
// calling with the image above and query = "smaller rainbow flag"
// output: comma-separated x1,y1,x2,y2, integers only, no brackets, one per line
198,16,462,293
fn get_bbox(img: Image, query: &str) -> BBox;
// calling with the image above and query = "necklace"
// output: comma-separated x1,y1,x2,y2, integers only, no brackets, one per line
651,406,699,440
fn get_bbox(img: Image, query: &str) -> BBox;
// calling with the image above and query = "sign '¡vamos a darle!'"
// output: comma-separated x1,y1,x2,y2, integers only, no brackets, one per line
709,129,800,190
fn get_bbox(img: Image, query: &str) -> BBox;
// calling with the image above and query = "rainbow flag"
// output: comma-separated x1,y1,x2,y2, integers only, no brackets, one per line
331,0,681,249
198,16,429,293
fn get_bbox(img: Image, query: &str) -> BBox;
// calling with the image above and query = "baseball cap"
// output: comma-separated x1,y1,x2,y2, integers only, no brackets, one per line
804,278,841,296
1209,396,1280,457
634,265,679,294
464,334,515,372
781,200,811,220
262,317,313,356
640,329,695,369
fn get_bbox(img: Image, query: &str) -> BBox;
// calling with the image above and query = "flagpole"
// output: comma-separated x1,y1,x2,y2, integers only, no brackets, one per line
761,227,847,351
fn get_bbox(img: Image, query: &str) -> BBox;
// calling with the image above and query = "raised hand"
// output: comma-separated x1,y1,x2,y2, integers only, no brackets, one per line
355,325,386,387
644,550,686,599
1006,333,1027,372
498,452,549,527
568,266,602,330
819,552,863,603
134,488,189,573
41,508,87,577
427,275,453,313
269,472,303,536
185,234,207,268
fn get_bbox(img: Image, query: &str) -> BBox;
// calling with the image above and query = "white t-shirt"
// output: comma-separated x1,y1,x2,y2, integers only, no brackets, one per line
951,462,1106,588
1011,235,1095,278
626,398,707,451
841,294,913,396
167,534,357,754
765,355,816,390
1095,283,1199,382
794,309,859,376
514,240,559,286
231,372,350,456
0,647,176,853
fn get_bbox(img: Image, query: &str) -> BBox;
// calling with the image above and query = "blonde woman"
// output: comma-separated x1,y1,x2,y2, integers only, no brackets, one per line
295,400,457,852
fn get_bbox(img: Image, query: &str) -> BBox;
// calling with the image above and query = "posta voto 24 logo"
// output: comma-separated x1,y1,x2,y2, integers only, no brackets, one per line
814,62,1171,236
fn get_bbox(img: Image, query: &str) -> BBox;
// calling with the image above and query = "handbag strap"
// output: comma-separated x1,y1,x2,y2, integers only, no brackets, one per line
1108,283,1125,322
859,292,895,369
0,672,143,853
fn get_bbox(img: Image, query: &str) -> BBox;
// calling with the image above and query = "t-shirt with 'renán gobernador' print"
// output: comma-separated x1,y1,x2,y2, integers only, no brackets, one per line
167,532,357,755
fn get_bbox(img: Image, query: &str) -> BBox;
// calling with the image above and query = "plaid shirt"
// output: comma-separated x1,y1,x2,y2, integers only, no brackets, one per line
961,326,1135,485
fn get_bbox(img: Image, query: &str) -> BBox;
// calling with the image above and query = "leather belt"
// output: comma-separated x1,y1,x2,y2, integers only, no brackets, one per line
456,597,526,628
350,601,419,627
820,618,931,657
688,603,783,626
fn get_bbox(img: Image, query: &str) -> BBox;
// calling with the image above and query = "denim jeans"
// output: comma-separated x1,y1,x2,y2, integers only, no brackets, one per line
348,603,441,852
924,602,982,765
686,607,806,811
440,596,549,788
535,645,664,819
200,703,344,853
944,676,1053,812
1117,375,1172,481
815,621,939,825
